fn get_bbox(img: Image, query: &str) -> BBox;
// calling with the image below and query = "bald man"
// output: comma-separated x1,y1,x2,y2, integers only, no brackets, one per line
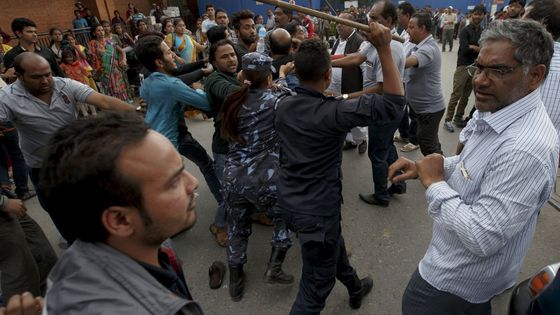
0,52,134,242
270,28,293,80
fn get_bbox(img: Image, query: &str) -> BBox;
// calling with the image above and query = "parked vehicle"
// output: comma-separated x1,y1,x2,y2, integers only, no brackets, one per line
508,262,560,315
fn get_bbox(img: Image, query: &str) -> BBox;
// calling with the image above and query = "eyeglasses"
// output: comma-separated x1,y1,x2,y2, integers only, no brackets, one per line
466,63,522,80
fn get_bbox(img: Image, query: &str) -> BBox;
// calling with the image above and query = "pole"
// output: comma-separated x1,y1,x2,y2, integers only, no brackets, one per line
258,0,402,41
260,0,369,31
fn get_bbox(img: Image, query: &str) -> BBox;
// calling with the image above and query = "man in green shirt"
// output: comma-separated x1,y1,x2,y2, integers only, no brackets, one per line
204,39,241,246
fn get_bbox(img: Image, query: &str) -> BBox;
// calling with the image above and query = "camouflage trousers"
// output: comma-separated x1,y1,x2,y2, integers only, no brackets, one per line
225,192,292,266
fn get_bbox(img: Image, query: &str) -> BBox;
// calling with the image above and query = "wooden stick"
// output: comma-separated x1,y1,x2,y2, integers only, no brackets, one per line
257,0,403,42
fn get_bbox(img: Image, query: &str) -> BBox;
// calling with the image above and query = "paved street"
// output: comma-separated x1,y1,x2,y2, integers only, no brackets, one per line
30,39,560,314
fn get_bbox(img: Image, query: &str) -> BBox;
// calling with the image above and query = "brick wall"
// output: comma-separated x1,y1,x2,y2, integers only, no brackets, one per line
0,0,155,44
1,0,77,41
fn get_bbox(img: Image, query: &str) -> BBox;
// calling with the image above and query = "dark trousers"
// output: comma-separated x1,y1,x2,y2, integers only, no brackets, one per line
0,130,29,196
29,167,74,243
0,213,57,301
177,131,223,204
402,268,491,315
368,119,406,201
399,104,418,145
285,213,360,315
416,109,444,156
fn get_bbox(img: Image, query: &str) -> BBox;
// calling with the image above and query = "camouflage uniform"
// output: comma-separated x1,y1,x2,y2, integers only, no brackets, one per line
223,86,293,266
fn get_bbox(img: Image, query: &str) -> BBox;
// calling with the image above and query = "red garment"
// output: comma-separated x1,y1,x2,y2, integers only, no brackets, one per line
60,61,89,85
302,16,314,37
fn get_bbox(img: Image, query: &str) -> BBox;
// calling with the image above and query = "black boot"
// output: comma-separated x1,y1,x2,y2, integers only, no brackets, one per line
229,265,245,302
347,276,373,309
263,247,294,284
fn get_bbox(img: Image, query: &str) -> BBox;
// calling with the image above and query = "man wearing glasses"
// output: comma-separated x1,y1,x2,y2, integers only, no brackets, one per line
389,19,558,314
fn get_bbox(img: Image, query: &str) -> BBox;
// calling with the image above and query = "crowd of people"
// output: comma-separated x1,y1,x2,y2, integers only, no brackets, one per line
0,0,559,314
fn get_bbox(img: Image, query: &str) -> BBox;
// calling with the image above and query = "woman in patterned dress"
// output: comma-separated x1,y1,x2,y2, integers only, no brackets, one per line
88,24,130,102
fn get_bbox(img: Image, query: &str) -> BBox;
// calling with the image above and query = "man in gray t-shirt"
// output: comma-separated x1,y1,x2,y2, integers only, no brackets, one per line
404,13,445,156
0,53,133,242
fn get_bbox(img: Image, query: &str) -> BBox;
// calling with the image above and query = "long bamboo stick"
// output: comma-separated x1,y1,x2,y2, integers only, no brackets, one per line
257,0,403,42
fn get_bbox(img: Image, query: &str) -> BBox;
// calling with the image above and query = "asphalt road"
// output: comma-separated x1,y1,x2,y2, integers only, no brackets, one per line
29,39,560,314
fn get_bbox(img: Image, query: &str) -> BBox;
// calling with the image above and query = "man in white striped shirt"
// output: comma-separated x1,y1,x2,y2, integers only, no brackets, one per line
523,0,560,135
389,19,559,314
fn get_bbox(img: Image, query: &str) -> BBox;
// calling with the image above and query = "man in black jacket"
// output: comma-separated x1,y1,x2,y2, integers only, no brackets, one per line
275,22,405,314
328,13,368,153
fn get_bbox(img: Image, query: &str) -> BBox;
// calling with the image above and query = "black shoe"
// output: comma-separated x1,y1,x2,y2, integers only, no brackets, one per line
342,141,357,150
387,185,406,196
229,265,245,302
349,276,374,309
358,140,367,154
358,193,389,207
453,119,467,128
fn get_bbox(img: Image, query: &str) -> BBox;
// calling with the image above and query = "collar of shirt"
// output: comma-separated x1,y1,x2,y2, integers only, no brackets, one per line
16,44,41,52
472,89,542,135
415,35,433,49
294,86,329,100
10,77,64,98
339,29,356,43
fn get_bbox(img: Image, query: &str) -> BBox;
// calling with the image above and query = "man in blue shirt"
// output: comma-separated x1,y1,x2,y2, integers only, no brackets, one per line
135,34,224,232
72,10,88,29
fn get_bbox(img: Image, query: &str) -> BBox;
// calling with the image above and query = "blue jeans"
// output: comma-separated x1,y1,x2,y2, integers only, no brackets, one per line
0,130,29,196
213,153,227,228
368,118,406,201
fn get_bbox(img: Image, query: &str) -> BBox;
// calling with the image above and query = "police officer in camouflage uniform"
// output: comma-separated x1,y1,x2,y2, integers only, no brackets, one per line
220,52,294,302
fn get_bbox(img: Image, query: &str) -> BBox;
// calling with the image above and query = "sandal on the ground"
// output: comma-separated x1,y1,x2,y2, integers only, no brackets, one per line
209,260,226,289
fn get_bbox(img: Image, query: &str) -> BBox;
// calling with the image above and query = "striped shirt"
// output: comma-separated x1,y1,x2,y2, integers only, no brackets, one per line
420,89,559,303
540,41,560,135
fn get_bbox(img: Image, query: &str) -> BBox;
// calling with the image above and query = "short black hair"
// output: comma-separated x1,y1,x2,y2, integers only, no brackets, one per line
136,19,146,28
100,20,110,26
412,12,432,32
525,0,560,39
472,4,487,14
397,2,416,16
40,112,150,243
275,6,293,16
377,0,398,26
11,18,36,37
215,8,227,17
135,35,164,72
207,25,227,44
509,0,526,6
294,39,331,82
206,4,214,10
209,39,234,65
283,21,301,37
232,10,254,30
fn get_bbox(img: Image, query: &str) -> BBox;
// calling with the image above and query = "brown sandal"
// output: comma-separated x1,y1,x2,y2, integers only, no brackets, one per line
209,260,226,289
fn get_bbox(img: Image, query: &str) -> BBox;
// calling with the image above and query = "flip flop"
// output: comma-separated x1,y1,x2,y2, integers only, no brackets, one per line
209,260,226,289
